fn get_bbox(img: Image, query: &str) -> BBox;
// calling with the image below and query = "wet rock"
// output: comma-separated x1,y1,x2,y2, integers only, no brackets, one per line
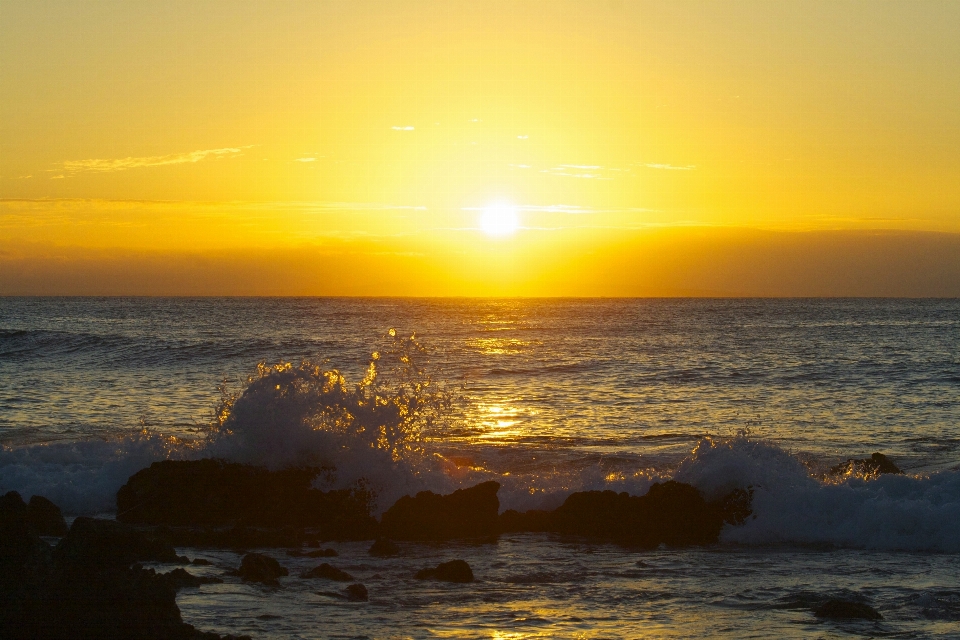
0,507,238,639
55,517,183,567
368,538,401,556
715,487,754,526
380,481,500,541
28,495,69,537
830,452,903,477
415,559,474,583
161,567,224,591
345,583,368,601
116,459,377,540
814,599,882,620
499,508,552,533
190,558,213,566
234,553,288,586
550,481,723,547
155,524,304,549
300,562,354,581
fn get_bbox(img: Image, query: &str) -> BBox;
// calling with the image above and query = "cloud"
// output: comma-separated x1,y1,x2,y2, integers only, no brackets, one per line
61,147,248,174
640,163,696,171
295,157,317,162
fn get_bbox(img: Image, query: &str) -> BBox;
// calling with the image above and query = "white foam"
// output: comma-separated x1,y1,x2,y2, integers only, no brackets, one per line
677,434,960,552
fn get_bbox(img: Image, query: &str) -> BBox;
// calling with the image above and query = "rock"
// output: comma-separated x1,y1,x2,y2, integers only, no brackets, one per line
116,459,377,540
300,562,354,581
499,509,552,533
379,481,500,541
415,559,474,583
814,599,882,620
0,508,239,639
191,558,213,566
305,548,338,558
345,583,368,601
161,567,223,591
830,452,903,477
234,553,288,586
155,524,304,549
368,538,400,556
28,495,69,537
550,481,723,547
55,517,183,568
715,487,754,526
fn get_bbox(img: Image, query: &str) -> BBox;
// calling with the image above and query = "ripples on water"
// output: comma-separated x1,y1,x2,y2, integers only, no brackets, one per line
2,298,960,637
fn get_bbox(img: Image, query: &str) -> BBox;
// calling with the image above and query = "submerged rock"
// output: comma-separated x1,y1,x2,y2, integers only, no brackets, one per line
380,481,500,541
368,538,401,556
116,459,377,540
300,562,354,581
814,599,882,620
830,452,903,477
415,559,474,583
345,583,369,601
234,553,288,586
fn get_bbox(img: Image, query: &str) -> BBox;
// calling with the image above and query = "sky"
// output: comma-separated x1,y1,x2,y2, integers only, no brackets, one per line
1,0,959,296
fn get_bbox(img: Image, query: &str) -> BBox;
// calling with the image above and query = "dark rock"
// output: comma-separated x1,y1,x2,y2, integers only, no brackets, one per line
300,562,353,581
161,567,223,591
814,599,882,620
830,452,903,477
55,517,182,568
715,487,754,526
116,459,377,540
550,481,723,547
345,583,368,601
27,495,69,537
234,553,288,586
156,524,304,549
380,481,500,541
0,507,236,639
190,558,213,566
368,538,401,556
415,559,474,583
499,509,552,533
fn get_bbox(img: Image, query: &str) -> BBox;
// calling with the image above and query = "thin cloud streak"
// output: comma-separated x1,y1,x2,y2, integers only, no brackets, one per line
61,147,249,174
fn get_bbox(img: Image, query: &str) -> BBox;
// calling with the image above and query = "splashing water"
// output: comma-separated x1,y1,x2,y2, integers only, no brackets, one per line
202,330,456,507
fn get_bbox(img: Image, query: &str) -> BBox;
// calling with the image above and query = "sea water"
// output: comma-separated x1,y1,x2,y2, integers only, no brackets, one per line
2,298,959,638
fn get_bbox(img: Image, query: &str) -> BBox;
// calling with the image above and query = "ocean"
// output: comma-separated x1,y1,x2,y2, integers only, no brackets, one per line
2,297,959,638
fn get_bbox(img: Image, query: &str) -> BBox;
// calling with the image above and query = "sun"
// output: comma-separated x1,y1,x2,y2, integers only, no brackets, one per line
479,203,520,237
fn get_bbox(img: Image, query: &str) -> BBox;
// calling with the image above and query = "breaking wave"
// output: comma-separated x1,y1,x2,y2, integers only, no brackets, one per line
2,332,960,551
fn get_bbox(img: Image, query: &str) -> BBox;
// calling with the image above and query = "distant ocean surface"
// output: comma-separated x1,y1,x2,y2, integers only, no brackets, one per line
2,297,960,638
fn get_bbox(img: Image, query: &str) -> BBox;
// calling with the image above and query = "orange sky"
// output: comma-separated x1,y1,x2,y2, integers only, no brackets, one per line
1,1,959,295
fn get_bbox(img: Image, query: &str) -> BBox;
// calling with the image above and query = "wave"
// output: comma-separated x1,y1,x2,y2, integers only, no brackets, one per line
676,435,960,552
2,333,960,552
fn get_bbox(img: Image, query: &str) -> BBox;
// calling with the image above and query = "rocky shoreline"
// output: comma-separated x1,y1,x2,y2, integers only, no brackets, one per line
0,453,901,637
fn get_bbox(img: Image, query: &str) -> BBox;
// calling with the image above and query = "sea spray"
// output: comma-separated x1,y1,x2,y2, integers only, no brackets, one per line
676,433,960,551
0,331,459,514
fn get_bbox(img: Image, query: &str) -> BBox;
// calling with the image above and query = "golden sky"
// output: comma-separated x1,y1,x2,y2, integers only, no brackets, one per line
1,1,959,295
